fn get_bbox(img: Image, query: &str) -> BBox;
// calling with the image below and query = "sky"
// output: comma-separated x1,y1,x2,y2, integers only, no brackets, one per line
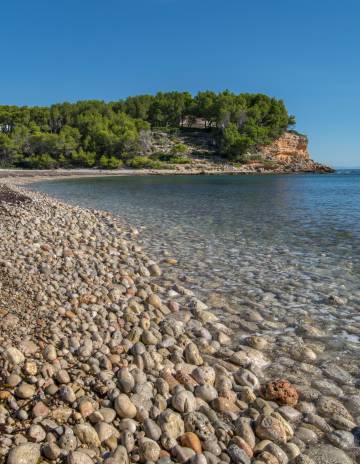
1,0,359,167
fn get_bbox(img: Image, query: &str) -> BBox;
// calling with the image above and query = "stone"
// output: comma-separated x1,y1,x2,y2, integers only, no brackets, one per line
143,418,162,441
178,432,202,453
79,398,95,418
262,380,298,406
172,390,197,413
256,451,280,464
159,410,185,439
264,443,288,464
6,443,41,464
184,412,215,441
114,394,137,418
59,432,77,452
191,366,216,385
23,361,37,376
52,406,73,423
293,456,315,464
234,418,256,448
230,437,253,458
255,415,288,444
295,426,318,444
117,368,135,393
184,343,203,365
28,424,46,442
43,344,57,361
195,384,218,402
7,373,22,387
139,439,161,462
15,383,35,399
74,423,101,447
148,293,162,309
32,401,49,418
42,442,61,460
227,444,251,464
305,444,353,464
55,369,71,384
5,347,25,365
60,385,76,403
316,396,352,420
277,405,302,423
326,430,354,449
95,421,120,442
99,407,117,423
234,369,260,390
211,397,240,414
67,451,95,464
112,445,129,464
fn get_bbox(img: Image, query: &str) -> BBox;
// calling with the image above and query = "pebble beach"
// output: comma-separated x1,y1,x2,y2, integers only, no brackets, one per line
0,180,359,464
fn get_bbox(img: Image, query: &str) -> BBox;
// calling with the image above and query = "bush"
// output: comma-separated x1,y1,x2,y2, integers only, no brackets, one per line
22,154,58,169
70,149,96,167
171,143,188,154
99,155,123,169
157,153,189,164
127,156,165,169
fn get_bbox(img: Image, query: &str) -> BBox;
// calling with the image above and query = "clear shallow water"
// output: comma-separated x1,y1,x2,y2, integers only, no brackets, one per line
32,172,360,388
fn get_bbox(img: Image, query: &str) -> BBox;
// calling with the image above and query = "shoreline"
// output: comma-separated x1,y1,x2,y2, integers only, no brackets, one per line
0,166,335,182
0,180,356,464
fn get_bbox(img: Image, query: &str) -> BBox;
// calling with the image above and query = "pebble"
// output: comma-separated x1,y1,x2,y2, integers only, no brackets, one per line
5,347,25,365
305,444,353,464
42,442,61,460
143,418,162,440
262,380,298,406
227,444,251,464
68,451,95,464
178,432,202,453
255,415,288,444
139,439,161,461
184,412,214,441
114,394,137,418
74,423,101,447
6,443,40,464
28,424,46,442
15,383,35,399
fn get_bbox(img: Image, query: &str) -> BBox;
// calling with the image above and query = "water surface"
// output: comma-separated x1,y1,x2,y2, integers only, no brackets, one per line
33,172,360,387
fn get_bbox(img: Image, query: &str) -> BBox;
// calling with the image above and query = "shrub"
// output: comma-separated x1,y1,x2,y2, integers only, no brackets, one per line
22,154,58,169
171,143,188,154
99,155,123,169
70,149,96,167
127,156,165,169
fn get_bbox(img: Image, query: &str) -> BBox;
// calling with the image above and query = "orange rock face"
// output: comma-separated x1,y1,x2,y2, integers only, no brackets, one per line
261,132,310,162
260,132,334,173
262,379,299,406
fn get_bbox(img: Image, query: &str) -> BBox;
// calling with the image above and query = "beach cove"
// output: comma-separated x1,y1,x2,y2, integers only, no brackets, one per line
0,173,359,464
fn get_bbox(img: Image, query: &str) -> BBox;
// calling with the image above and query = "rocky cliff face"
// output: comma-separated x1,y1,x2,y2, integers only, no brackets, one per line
260,132,334,173
262,131,310,162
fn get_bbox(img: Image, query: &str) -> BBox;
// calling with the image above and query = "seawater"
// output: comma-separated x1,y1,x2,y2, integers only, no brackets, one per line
32,172,360,389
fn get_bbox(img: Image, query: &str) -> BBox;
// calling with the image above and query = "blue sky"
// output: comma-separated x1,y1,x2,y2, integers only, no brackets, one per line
1,0,359,167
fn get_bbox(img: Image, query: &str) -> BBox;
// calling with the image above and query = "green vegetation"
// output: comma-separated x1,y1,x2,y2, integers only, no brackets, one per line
127,156,164,169
0,91,295,168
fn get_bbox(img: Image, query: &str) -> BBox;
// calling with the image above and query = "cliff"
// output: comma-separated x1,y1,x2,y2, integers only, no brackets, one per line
259,132,334,173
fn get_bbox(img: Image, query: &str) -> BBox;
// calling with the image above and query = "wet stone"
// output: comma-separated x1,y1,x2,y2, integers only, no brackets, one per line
227,444,251,464
305,444,353,464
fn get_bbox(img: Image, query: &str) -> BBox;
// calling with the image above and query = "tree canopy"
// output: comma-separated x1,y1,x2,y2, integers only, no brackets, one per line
0,91,295,168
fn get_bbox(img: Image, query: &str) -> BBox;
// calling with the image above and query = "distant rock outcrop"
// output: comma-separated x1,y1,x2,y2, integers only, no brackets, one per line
260,132,334,173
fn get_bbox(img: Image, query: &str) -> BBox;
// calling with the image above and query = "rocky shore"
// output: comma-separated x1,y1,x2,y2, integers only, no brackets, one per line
0,182,357,464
